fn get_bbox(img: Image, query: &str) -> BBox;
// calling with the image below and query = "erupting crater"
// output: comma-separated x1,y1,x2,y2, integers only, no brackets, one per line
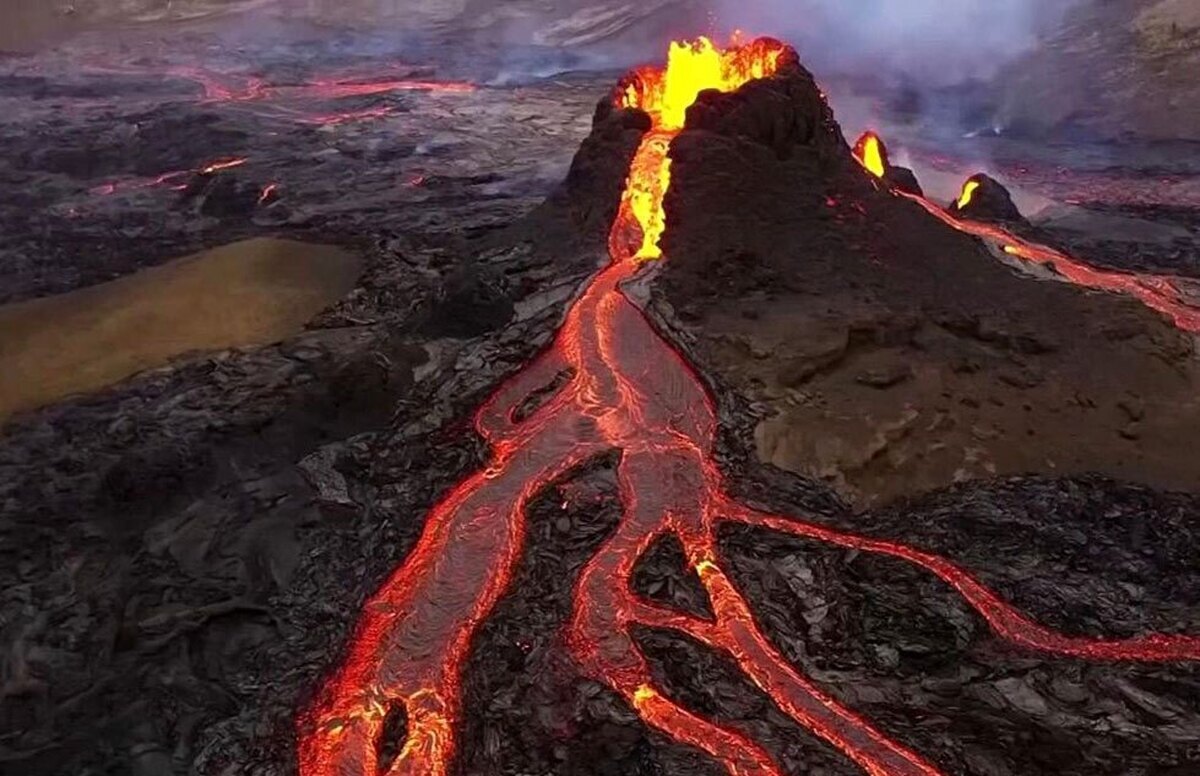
297,37,1200,776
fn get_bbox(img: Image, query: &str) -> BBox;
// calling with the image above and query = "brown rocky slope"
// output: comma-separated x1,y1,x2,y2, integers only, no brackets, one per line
648,59,1200,507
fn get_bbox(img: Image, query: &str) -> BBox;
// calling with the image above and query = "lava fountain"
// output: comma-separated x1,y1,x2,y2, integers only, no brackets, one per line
298,38,1200,776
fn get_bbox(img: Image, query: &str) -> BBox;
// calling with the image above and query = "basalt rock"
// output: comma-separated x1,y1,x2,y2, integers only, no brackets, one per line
683,52,848,163
949,173,1026,223
531,98,650,246
654,39,1200,554
884,164,924,196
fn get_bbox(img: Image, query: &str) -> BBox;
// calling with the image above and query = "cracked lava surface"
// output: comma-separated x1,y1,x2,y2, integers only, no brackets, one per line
297,38,1200,776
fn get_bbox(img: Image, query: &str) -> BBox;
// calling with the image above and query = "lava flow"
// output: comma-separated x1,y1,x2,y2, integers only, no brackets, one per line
854,133,1200,333
955,178,981,210
90,157,248,196
72,60,475,128
82,60,476,103
299,38,1200,776
201,71,474,127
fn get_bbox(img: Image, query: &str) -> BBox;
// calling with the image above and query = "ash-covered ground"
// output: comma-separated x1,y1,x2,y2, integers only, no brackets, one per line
1,19,1199,776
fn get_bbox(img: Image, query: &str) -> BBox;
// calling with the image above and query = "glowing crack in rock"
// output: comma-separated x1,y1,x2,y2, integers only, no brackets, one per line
298,39,1200,776
90,157,248,196
82,60,475,103
78,60,474,128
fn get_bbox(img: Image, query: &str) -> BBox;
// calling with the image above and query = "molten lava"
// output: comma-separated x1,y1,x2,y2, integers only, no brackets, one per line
851,132,1200,334
84,60,475,104
956,178,981,209
90,157,248,197
853,131,888,179
298,41,1200,776
621,37,785,131
77,59,474,130
615,37,787,260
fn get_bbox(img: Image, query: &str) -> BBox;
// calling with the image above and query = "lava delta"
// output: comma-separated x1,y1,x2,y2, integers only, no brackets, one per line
295,37,1200,776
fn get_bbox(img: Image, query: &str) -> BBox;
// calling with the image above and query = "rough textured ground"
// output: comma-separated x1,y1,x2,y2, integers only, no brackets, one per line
0,74,637,773
0,181,610,776
0,22,607,304
994,0,1200,141
1,24,1198,776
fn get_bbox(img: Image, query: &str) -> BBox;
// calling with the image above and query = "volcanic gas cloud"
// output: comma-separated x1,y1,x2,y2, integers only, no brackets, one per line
298,37,1200,776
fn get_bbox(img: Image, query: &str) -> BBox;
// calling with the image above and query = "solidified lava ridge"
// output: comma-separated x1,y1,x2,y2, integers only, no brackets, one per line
297,37,1200,776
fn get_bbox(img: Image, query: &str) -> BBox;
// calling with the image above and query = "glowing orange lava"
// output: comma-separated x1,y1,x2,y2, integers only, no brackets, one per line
83,60,475,104
298,42,1200,776
851,131,1200,334
614,37,786,260
956,178,981,209
853,131,887,179
90,156,248,196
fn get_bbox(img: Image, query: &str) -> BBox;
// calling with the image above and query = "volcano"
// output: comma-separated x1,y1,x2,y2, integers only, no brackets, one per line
291,37,1200,776
3,30,1200,776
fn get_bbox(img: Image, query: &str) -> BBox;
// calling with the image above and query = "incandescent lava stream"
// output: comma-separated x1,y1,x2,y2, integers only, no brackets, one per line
299,38,1200,776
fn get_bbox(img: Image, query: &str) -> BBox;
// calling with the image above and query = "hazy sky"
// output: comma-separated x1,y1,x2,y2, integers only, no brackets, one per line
711,0,1077,84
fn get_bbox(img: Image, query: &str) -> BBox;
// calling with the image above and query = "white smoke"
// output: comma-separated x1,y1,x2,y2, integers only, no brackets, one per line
712,0,1078,85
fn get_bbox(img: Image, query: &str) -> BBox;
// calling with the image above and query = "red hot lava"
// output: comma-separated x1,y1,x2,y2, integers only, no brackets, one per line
90,157,248,196
77,60,474,128
82,60,475,104
298,39,1200,776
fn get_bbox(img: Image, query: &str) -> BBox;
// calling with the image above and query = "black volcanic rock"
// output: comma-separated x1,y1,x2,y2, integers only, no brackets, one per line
419,267,515,339
684,53,847,163
534,98,649,244
639,60,1200,765
949,173,1025,223
884,164,924,196
191,173,261,219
